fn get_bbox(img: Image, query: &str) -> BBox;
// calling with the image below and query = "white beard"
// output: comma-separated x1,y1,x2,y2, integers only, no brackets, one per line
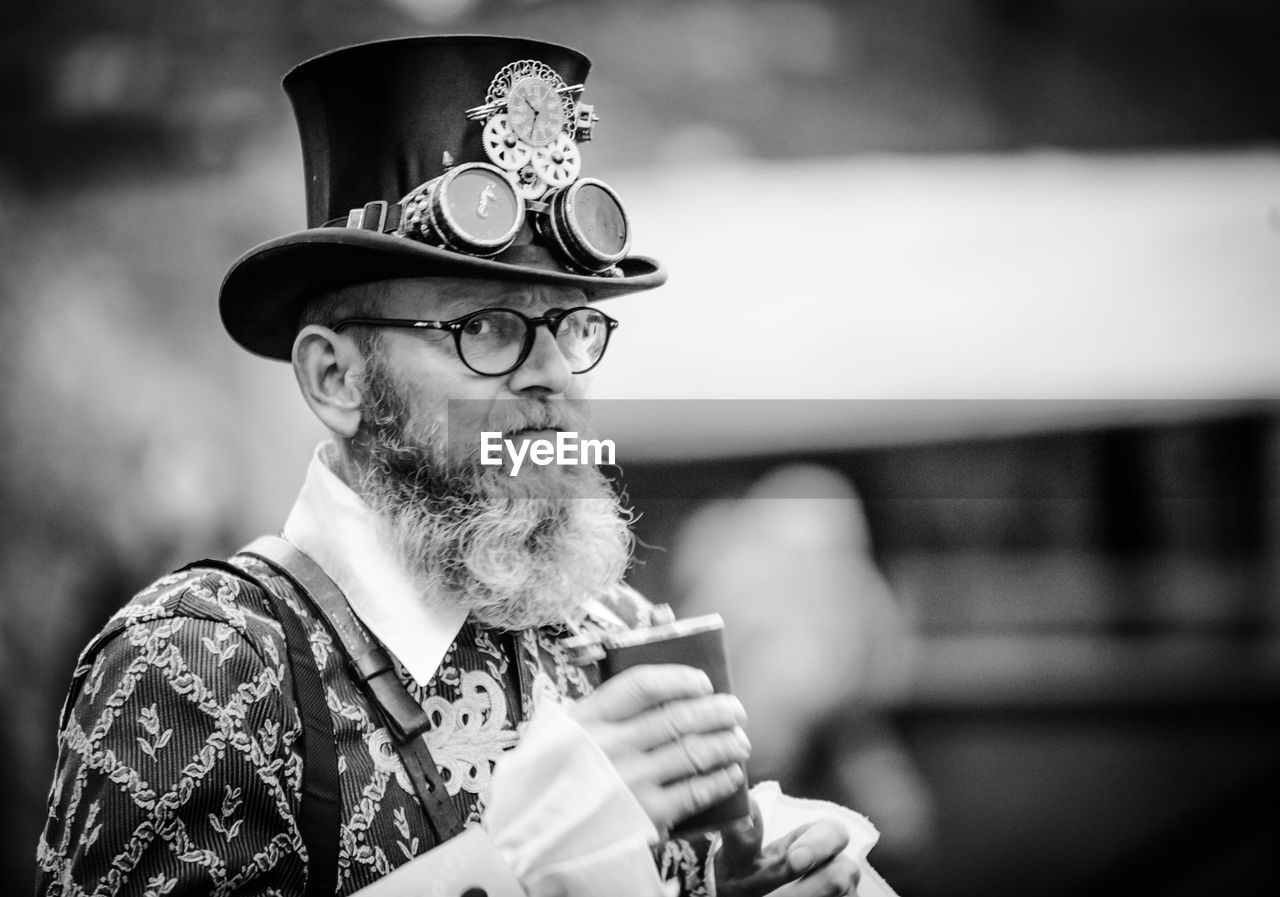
352,358,633,631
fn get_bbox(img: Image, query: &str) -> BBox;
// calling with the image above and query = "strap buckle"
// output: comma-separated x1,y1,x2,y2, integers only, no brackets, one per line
346,200,388,232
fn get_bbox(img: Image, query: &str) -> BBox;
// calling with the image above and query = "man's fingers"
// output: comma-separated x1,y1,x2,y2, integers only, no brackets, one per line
775,819,852,877
771,857,860,897
717,799,765,877
637,727,750,783
573,665,713,722
626,693,747,750
644,763,745,828
569,666,755,836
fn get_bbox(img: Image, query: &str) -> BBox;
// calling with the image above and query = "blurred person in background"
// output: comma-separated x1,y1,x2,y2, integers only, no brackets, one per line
674,465,938,894
35,36,888,897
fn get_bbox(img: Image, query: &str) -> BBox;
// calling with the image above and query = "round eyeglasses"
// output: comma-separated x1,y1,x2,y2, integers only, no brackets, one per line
334,306,620,377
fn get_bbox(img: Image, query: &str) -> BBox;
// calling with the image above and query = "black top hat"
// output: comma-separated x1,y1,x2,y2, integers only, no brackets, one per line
220,35,665,360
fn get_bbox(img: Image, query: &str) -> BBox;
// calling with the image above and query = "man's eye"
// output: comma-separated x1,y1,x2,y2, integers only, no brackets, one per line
463,313,524,343
566,310,601,338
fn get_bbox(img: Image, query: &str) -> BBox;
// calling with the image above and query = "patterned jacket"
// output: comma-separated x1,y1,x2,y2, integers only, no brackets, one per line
36,555,712,895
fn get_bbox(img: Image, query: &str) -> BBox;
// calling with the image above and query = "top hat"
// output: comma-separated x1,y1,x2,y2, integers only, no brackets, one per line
219,35,666,360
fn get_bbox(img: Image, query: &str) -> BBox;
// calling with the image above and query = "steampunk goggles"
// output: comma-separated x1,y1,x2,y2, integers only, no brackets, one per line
343,164,631,276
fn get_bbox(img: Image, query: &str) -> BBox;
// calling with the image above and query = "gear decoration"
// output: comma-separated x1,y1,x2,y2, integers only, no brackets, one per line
531,134,581,188
515,165,548,201
465,59,598,195
482,115,532,171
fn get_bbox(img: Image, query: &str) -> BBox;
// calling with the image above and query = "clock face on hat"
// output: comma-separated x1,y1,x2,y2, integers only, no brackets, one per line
507,76,566,147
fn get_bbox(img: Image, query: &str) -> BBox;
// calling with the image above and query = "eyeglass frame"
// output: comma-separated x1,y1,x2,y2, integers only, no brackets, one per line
332,305,620,377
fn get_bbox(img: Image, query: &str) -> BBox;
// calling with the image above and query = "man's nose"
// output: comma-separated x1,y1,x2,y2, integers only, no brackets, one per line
508,324,572,394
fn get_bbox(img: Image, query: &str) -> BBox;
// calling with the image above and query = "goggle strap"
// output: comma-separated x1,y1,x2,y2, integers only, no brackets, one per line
340,200,405,234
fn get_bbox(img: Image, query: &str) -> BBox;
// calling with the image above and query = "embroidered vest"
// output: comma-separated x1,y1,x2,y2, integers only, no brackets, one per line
36,555,713,895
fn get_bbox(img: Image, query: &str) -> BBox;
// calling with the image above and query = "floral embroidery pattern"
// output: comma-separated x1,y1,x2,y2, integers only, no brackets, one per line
78,801,102,851
209,785,245,843
142,873,177,897
37,568,307,896
135,704,173,761
392,807,420,861
422,669,519,796
202,623,240,667
364,728,413,796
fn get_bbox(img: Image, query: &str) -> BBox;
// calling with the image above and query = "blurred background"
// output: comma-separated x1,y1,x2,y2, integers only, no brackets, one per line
3,1,1278,895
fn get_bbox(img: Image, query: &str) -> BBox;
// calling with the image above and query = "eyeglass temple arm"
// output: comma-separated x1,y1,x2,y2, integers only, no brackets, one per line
333,317,452,331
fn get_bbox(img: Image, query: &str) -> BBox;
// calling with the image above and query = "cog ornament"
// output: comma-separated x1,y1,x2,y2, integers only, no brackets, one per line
515,164,548,201
531,134,581,188
482,114,532,171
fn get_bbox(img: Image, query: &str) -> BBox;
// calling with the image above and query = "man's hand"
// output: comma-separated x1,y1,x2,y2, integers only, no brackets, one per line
570,664,750,834
715,801,861,897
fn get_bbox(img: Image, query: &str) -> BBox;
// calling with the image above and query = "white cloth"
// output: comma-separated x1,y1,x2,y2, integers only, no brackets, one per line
747,781,899,897
282,443,665,896
486,700,664,894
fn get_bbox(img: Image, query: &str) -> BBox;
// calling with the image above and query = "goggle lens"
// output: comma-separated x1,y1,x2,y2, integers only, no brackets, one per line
415,163,525,256
572,181,628,259
443,168,524,244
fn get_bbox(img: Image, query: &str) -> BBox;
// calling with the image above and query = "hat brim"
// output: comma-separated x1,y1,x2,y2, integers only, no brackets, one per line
220,228,666,360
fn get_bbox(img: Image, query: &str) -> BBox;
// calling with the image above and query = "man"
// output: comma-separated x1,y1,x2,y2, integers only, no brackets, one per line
37,36,877,896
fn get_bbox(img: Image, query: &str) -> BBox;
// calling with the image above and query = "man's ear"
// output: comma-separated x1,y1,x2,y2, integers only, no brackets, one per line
292,325,366,438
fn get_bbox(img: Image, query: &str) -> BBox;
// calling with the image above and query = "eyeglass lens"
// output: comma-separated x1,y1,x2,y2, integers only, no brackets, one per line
458,308,611,374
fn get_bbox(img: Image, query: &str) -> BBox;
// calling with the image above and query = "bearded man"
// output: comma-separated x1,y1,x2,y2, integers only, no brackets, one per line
37,37,884,897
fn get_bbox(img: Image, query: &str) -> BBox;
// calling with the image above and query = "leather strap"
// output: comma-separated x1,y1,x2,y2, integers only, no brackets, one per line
180,557,341,897
239,535,465,844
327,200,405,233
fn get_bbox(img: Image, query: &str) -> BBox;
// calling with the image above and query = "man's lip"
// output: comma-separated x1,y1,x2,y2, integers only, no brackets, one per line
508,426,561,439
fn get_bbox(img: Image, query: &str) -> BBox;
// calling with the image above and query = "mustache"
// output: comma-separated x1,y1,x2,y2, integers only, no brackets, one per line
466,399,592,437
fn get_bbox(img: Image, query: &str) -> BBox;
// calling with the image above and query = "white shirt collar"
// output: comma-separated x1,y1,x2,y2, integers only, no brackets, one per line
281,442,468,685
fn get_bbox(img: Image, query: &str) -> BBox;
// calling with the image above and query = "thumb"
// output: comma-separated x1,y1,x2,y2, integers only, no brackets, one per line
714,799,798,896
717,799,764,877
